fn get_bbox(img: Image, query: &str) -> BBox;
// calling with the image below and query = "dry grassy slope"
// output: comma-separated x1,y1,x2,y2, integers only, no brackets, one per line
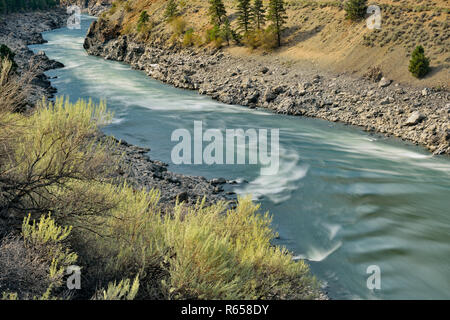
104,0,449,89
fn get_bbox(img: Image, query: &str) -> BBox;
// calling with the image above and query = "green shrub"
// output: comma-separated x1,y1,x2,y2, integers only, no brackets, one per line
137,11,150,32
408,45,430,78
205,25,224,48
182,28,197,47
164,0,179,21
94,275,140,300
85,187,321,299
244,28,278,50
0,97,115,225
1,213,77,300
344,0,367,21
22,213,77,285
170,16,187,36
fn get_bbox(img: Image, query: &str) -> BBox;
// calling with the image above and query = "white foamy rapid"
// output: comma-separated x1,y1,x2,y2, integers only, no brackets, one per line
233,147,308,204
293,241,343,262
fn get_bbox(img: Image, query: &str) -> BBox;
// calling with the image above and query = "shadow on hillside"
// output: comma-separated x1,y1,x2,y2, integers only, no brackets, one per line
283,25,324,48
423,64,445,78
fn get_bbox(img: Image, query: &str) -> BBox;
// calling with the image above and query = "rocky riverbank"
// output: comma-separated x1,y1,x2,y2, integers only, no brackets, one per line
1,10,229,207
84,19,450,156
101,133,231,207
0,10,68,105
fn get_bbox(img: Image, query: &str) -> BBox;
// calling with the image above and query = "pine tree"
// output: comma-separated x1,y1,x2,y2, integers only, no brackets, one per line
344,0,367,21
220,18,233,46
236,0,252,34
164,0,179,21
267,0,287,47
252,0,266,30
408,45,430,78
208,0,227,26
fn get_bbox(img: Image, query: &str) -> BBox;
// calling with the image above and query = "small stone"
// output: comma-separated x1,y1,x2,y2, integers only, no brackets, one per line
378,77,392,88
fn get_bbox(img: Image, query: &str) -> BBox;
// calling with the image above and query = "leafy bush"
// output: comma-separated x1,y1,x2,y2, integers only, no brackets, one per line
244,28,278,50
137,11,150,33
22,213,77,287
84,187,321,299
0,97,115,226
1,214,77,300
408,45,430,78
183,28,198,47
162,198,319,299
94,275,140,300
170,16,187,37
164,0,179,21
344,0,367,21
205,25,224,48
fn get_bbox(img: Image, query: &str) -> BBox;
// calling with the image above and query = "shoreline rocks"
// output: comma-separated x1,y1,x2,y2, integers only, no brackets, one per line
100,134,230,206
0,10,68,105
84,20,450,156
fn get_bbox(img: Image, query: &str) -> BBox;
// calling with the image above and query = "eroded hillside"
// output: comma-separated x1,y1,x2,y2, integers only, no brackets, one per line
97,0,449,88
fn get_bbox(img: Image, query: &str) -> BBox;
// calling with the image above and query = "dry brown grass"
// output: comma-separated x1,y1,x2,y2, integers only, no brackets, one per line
104,0,449,87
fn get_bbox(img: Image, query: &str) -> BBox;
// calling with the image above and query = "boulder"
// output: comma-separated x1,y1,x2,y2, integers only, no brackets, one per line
378,77,392,88
263,88,277,102
405,111,426,126
421,88,430,96
211,178,226,185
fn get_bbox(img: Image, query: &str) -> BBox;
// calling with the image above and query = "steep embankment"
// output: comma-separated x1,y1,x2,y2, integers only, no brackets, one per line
84,1,450,155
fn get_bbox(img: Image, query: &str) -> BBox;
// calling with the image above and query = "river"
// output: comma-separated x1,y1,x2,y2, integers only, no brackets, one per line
29,15,450,300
